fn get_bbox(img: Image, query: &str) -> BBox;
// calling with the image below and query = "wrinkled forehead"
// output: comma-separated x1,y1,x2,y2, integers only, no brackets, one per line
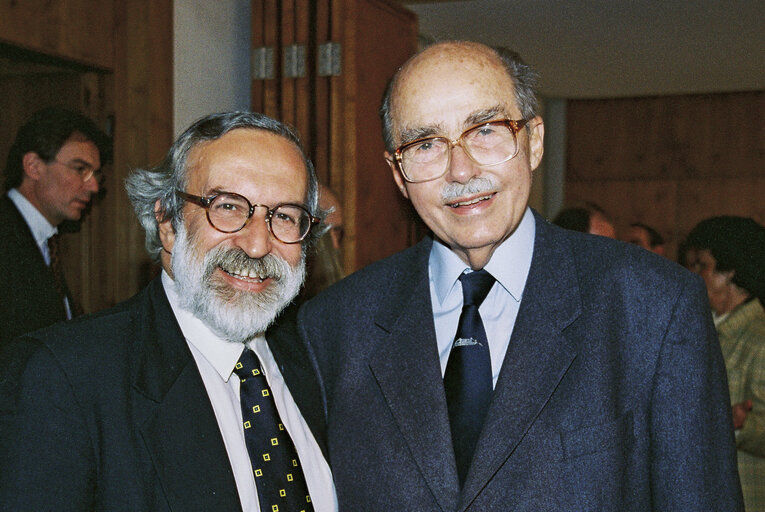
389,43,518,142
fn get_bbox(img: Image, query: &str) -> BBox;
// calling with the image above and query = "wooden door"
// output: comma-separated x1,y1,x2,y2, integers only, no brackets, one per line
251,0,419,273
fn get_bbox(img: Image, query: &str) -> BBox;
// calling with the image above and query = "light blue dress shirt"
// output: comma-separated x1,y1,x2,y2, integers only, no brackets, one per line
429,207,535,387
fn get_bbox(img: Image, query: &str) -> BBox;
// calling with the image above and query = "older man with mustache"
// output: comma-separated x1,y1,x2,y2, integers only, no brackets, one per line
0,112,337,512
298,42,742,511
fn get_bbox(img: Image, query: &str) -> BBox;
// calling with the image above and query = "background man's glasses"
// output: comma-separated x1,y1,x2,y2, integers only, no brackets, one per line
177,190,319,244
392,119,528,183
52,158,102,183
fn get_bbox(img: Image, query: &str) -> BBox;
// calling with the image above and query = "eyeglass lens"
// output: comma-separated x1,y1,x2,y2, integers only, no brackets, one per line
400,122,518,182
207,193,311,242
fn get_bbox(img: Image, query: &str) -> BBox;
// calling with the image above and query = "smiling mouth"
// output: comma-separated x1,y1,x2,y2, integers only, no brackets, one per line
447,193,495,208
221,266,269,283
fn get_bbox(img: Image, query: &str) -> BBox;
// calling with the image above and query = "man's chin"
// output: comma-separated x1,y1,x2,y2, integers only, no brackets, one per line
199,303,280,343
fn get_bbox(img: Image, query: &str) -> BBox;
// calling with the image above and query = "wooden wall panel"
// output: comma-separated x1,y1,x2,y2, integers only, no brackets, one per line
62,72,111,312
327,0,345,191
566,179,679,257
0,0,113,69
566,91,765,260
294,0,312,152
312,1,332,185
251,0,265,113
280,0,296,125
0,68,82,184
343,0,418,270
110,0,174,307
251,0,418,273
263,0,280,117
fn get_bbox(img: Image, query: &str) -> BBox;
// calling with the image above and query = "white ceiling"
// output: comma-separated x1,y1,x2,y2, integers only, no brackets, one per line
403,0,765,99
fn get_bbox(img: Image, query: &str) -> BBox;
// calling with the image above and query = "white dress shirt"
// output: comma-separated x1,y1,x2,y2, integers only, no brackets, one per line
429,207,535,387
162,271,337,512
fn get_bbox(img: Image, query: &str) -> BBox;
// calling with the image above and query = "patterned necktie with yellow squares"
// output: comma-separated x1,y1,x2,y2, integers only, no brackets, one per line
234,348,314,512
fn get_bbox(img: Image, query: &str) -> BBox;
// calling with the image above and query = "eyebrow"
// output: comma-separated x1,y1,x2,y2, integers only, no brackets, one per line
397,105,508,147
398,125,441,146
65,158,98,170
465,106,506,126
206,186,235,197
204,187,308,208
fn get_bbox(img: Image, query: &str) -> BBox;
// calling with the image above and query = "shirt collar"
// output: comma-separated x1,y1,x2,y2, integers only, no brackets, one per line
7,188,57,245
429,207,535,305
161,270,254,382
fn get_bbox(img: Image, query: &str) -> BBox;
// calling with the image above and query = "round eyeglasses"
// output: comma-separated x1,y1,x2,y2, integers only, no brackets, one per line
176,190,320,244
391,119,528,183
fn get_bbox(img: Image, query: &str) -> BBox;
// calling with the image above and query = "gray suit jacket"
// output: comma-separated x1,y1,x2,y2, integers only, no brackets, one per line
298,210,743,511
0,278,325,511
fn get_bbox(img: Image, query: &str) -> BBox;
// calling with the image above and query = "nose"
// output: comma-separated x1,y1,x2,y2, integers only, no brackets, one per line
231,211,273,259
84,175,99,194
445,143,479,184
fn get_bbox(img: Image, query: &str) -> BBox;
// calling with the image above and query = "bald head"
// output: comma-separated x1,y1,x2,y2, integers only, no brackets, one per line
379,40,545,269
380,41,539,153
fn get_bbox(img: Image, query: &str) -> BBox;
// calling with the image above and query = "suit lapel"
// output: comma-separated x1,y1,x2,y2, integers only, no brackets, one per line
133,279,242,511
266,304,328,459
461,214,582,507
1,196,67,322
367,239,461,512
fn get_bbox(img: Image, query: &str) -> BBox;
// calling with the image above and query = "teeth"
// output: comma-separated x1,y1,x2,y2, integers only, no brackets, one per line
450,194,492,208
222,267,265,281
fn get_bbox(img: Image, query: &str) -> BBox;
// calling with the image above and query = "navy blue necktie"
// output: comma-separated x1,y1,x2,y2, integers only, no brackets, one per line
443,269,496,486
234,348,314,512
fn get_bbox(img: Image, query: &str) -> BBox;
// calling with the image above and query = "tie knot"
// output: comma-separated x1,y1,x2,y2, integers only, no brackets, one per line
233,348,262,379
459,269,495,307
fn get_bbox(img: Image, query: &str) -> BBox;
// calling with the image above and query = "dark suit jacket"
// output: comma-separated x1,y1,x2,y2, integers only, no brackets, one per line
0,277,326,511
298,210,743,511
0,194,67,346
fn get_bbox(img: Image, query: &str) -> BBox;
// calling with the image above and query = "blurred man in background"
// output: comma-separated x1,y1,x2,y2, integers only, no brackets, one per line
0,107,110,345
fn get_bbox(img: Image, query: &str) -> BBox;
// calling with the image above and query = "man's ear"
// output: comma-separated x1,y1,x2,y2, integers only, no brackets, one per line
527,116,545,171
155,199,176,254
22,152,45,181
385,153,409,200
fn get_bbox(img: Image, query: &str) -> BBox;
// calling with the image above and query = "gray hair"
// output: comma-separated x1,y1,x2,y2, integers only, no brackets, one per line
379,41,540,153
125,111,322,262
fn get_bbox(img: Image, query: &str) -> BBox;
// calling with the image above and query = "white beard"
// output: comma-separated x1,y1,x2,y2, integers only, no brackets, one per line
170,222,306,343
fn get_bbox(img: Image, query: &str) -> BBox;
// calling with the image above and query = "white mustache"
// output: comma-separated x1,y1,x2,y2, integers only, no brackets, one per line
441,176,497,203
203,247,289,282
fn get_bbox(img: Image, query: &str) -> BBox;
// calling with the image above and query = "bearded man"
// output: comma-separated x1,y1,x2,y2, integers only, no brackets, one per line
0,112,337,512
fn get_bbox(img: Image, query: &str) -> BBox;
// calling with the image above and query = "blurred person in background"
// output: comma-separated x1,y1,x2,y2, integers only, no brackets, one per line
552,201,616,238
0,107,110,345
685,215,765,511
626,222,665,256
298,184,345,303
